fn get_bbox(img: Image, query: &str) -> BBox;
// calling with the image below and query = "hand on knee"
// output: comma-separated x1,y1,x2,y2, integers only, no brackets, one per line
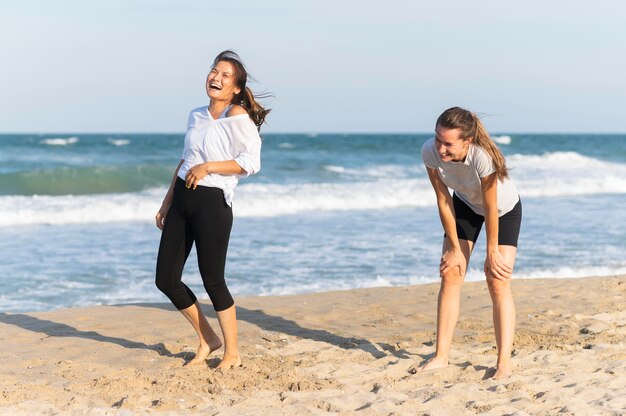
440,248,467,279
441,268,464,287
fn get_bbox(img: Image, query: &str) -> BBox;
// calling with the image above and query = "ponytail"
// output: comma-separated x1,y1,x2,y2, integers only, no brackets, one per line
472,114,509,180
436,107,509,181
239,87,271,131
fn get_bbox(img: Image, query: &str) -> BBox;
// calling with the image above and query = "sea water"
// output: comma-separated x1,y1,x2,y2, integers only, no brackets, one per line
1,133,624,312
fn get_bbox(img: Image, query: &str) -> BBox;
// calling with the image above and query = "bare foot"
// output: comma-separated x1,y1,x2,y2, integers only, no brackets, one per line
216,354,242,371
492,365,512,380
184,338,222,366
410,356,448,374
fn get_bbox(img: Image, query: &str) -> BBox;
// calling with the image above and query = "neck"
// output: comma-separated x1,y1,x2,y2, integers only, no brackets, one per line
208,100,231,118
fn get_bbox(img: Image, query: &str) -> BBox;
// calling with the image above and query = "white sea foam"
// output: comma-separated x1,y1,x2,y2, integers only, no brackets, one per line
0,179,435,226
228,265,626,296
508,151,626,197
107,138,131,146
2,152,625,226
514,265,626,280
493,135,512,145
41,136,79,146
323,165,346,173
278,142,295,149
323,164,424,178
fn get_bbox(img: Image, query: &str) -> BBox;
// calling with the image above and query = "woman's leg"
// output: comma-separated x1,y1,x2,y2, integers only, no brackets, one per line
486,245,517,379
215,305,241,369
417,238,474,372
179,301,223,366
155,182,223,366
192,188,239,369
155,201,197,308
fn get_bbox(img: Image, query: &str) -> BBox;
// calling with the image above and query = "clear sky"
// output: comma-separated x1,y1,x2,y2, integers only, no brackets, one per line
1,0,625,133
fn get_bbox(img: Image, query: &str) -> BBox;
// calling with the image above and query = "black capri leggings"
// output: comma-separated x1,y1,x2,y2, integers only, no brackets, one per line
448,193,522,247
155,178,234,311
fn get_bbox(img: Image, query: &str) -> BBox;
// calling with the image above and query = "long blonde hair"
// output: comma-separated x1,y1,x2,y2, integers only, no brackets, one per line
436,107,509,181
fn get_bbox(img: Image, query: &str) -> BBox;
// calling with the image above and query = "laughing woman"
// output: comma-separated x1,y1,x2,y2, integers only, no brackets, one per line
417,107,521,379
155,50,269,370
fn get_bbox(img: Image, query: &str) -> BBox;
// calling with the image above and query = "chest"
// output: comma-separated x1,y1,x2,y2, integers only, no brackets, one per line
185,122,244,156
437,163,481,191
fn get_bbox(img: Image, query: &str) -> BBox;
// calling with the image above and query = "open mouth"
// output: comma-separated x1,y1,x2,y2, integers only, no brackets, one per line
209,83,222,91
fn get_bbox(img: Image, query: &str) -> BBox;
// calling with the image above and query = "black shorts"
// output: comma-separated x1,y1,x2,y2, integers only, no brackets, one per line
446,193,522,247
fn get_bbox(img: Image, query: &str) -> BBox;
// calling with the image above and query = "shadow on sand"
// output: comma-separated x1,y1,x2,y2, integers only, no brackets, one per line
0,311,183,359
1,302,414,361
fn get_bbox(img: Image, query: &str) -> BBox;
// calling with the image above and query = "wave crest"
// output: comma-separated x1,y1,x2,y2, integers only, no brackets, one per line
1,151,624,226
41,136,79,146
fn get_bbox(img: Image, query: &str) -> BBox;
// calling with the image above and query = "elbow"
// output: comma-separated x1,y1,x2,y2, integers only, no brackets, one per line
246,158,261,176
235,160,260,177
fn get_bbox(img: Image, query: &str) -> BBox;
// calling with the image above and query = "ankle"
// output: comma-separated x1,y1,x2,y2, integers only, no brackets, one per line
497,359,512,368
222,351,239,359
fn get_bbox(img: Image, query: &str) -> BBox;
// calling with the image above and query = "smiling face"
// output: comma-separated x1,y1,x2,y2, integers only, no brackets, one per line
206,61,241,103
434,125,472,162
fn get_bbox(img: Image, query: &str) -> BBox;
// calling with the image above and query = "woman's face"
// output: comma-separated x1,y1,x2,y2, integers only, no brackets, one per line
435,125,471,162
206,61,241,102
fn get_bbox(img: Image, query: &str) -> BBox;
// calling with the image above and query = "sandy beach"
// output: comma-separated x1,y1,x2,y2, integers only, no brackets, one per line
1,275,624,415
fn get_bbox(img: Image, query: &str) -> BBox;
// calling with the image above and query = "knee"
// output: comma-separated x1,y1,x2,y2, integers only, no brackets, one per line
204,281,233,311
203,280,227,297
155,275,172,294
486,276,511,296
441,269,464,291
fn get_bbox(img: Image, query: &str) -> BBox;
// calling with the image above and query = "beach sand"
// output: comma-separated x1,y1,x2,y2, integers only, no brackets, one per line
1,275,624,415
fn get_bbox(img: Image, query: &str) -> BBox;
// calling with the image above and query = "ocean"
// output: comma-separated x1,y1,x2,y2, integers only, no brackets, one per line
1,133,625,312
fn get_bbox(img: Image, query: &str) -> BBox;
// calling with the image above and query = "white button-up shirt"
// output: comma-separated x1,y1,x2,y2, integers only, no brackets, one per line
178,106,262,206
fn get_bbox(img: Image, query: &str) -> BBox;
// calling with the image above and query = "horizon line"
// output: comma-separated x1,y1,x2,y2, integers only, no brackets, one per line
1,131,625,136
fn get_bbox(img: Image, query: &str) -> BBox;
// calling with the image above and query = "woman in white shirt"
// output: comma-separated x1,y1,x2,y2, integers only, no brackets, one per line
417,107,522,380
155,50,269,370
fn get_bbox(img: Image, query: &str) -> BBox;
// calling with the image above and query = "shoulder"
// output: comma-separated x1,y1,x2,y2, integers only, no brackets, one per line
421,138,438,167
421,137,435,152
218,108,260,141
469,144,492,162
469,144,496,176
227,105,248,117
187,106,208,128
189,105,208,118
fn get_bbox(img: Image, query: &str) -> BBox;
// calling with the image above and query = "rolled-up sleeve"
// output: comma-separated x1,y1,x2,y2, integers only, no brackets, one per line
234,135,262,177
228,117,262,177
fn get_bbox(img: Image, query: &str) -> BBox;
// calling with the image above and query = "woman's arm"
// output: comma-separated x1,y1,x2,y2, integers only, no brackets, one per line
426,168,467,277
186,109,261,189
155,159,184,230
481,173,512,280
184,160,246,190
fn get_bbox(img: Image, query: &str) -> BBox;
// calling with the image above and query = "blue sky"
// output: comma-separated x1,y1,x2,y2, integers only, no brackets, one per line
1,0,625,133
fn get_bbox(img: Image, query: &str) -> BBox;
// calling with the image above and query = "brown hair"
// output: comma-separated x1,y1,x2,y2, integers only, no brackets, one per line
436,106,509,180
212,50,272,131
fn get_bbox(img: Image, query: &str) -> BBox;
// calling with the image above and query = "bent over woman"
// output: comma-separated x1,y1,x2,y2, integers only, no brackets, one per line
417,107,521,380
155,50,270,370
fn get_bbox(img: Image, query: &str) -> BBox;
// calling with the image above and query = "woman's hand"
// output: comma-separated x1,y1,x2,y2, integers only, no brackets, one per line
440,248,466,278
185,163,211,190
484,250,512,281
155,204,169,230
